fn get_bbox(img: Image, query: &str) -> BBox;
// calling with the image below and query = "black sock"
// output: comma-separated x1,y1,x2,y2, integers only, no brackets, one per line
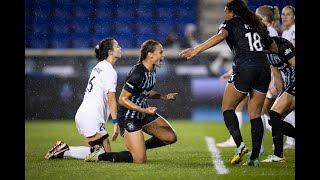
145,136,167,150
250,117,264,159
270,110,283,157
281,121,295,138
223,109,243,147
98,151,133,163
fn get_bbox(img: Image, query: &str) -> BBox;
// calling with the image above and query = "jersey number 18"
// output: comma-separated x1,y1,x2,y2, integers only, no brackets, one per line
245,32,263,51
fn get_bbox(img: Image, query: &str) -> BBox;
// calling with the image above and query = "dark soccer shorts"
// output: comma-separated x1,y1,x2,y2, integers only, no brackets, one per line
229,66,271,94
281,82,295,96
117,113,160,137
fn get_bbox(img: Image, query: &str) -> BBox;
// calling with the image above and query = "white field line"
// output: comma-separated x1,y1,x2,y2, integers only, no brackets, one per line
205,136,229,175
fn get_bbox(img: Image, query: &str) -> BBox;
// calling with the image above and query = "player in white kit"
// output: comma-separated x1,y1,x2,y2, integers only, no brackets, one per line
281,5,295,149
45,38,122,160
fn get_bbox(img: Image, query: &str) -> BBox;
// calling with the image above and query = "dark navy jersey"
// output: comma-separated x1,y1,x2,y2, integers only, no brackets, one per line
267,36,295,88
218,17,273,69
118,63,156,119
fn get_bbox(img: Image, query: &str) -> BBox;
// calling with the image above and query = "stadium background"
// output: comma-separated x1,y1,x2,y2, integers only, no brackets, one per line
25,0,295,121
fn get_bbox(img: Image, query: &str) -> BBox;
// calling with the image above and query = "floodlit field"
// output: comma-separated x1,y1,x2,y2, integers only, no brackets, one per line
25,120,295,180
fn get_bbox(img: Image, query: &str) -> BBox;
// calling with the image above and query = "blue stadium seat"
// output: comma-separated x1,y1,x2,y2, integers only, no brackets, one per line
179,8,196,24
52,23,70,35
158,0,175,8
94,21,112,36
73,18,91,34
75,6,92,19
73,33,92,48
115,33,134,49
53,8,72,24
51,33,71,48
95,0,114,9
95,8,112,19
157,24,175,37
116,0,134,8
116,7,134,21
29,32,49,48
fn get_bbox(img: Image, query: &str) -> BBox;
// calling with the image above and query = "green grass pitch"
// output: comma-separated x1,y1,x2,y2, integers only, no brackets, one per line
26,119,295,180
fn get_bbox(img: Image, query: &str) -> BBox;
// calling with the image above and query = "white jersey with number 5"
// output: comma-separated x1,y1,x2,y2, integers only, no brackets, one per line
75,60,117,137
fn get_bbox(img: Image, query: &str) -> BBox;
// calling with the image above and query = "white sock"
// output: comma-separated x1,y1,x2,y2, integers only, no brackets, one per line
227,111,243,143
284,110,295,127
64,146,91,159
260,114,267,151
284,110,295,146
264,114,272,132
236,111,243,129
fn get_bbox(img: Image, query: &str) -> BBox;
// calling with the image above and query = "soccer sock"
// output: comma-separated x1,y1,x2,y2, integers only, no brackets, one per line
264,114,272,131
98,151,133,162
281,121,295,138
250,117,264,160
64,146,91,159
223,109,243,147
270,110,283,157
283,111,295,146
227,111,243,142
260,114,267,151
145,136,167,150
235,111,243,128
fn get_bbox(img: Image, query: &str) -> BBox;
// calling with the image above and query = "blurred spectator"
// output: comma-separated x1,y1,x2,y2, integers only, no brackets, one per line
163,31,180,49
180,23,200,48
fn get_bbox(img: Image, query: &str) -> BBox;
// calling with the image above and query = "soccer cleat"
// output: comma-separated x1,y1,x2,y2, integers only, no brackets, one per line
216,139,236,147
261,155,285,162
45,141,69,159
231,142,249,165
242,158,259,166
84,147,104,162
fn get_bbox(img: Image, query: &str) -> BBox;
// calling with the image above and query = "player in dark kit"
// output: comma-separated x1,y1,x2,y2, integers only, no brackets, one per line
180,0,278,166
85,39,178,163
261,36,295,163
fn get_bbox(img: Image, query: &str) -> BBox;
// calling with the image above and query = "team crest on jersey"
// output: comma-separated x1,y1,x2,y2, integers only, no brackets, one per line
127,122,135,131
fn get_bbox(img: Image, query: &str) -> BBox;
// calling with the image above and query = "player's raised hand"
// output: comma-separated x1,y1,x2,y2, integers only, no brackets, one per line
179,48,197,59
163,93,178,100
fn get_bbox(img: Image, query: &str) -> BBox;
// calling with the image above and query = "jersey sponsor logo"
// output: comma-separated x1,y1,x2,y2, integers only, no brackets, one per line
284,48,292,55
244,24,252,30
93,67,102,74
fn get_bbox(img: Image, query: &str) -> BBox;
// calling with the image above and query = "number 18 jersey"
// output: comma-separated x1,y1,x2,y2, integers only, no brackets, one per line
219,17,273,70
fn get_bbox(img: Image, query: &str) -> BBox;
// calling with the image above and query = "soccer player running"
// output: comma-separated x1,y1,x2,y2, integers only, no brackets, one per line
45,38,121,160
179,0,278,166
85,39,178,163
261,36,295,163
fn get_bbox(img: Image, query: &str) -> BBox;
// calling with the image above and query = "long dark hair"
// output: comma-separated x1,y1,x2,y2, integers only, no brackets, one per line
138,39,160,63
226,0,268,37
94,38,115,61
